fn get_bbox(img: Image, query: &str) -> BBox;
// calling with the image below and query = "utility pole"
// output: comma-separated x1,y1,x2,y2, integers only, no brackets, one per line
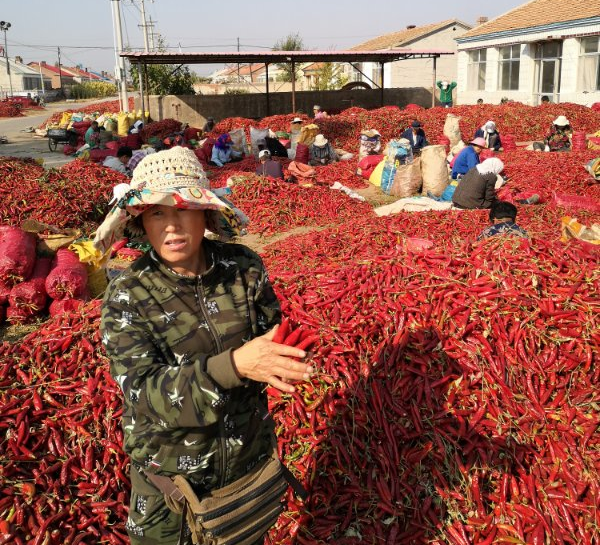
57,46,64,97
110,0,129,112
0,22,13,97
138,0,150,53
237,37,240,84
148,18,156,51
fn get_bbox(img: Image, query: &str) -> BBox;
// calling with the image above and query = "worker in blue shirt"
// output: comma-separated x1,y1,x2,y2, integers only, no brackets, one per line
451,137,486,179
400,120,429,154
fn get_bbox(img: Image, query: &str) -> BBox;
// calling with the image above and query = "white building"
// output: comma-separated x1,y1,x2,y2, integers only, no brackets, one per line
0,57,51,97
456,0,600,105
348,20,472,94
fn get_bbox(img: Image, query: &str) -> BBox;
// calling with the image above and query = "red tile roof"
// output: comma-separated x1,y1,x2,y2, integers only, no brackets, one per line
461,0,600,39
28,62,74,78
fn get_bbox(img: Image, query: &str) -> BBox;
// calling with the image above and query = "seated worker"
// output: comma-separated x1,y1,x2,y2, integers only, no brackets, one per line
400,120,429,153
290,117,303,132
210,133,243,167
451,137,486,179
103,146,133,176
202,117,215,135
452,157,504,210
127,147,156,174
476,98,484,105
313,105,328,120
265,130,289,158
541,95,550,104
309,134,338,166
84,121,101,149
474,120,502,151
255,149,284,179
129,120,144,134
478,201,528,240
544,115,572,152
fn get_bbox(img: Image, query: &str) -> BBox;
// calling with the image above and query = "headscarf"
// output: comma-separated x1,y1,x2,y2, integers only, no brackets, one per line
482,120,496,133
214,133,232,150
476,157,504,175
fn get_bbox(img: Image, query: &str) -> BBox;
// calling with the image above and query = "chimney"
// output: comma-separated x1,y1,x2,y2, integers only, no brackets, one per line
15,56,22,64
41,61,47,66
476,16,488,26
406,25,416,29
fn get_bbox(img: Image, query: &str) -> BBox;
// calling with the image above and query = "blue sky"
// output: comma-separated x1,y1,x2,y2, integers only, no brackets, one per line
2,0,526,74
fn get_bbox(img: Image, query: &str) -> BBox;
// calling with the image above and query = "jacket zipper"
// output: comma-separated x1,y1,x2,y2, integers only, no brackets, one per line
195,276,227,487
199,467,285,522
206,482,287,538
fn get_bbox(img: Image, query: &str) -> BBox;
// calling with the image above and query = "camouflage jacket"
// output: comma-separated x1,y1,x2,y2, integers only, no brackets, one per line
100,239,281,491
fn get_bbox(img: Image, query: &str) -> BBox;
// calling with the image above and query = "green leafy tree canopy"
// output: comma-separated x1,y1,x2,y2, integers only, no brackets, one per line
272,33,305,83
128,37,196,96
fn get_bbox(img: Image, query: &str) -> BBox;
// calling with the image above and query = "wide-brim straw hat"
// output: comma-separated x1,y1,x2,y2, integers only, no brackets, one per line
291,117,303,123
93,146,241,255
313,134,328,147
553,115,570,126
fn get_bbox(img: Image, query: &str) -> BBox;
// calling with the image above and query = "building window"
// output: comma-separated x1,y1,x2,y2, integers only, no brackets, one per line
351,62,363,82
499,45,521,91
468,49,487,91
372,64,383,87
579,37,600,91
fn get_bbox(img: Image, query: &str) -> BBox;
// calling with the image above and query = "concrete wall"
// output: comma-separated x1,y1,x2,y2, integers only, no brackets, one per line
138,87,434,126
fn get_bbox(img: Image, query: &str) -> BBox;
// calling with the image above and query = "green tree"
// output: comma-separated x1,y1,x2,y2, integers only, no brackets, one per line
272,33,305,82
128,37,196,95
310,63,349,91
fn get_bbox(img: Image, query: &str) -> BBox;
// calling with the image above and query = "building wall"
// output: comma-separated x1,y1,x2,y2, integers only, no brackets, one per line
138,87,434,127
389,26,467,91
344,25,468,106
457,22,600,106
0,59,49,96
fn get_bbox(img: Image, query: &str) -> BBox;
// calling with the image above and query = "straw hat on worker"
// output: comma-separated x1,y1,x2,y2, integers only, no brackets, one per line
93,146,241,255
313,134,328,147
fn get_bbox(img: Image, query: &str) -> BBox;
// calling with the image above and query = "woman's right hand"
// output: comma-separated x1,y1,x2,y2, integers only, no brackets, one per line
232,326,313,393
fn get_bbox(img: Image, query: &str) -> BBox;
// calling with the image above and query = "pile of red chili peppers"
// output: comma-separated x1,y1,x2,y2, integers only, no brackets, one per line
0,158,126,232
0,102,599,544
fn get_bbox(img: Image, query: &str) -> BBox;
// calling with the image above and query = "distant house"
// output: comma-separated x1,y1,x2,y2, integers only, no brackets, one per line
27,61,76,89
348,20,471,96
210,64,267,84
63,66,103,84
0,56,51,96
456,0,600,105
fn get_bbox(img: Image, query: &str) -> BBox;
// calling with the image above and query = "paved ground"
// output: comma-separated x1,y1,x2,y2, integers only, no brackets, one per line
0,97,118,168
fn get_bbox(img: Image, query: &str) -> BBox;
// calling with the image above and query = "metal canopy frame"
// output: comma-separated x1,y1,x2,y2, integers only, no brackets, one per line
122,49,454,115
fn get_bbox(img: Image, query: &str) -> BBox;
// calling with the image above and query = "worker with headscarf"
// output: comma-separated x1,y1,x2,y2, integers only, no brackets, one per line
210,134,242,167
452,157,505,209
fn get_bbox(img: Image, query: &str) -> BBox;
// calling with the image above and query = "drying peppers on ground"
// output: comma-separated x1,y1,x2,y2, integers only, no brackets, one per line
0,101,599,545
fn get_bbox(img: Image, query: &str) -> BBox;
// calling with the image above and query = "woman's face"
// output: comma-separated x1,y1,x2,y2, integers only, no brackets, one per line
142,205,206,276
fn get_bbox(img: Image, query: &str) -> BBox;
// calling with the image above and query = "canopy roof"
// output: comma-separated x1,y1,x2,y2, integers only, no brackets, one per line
120,49,454,65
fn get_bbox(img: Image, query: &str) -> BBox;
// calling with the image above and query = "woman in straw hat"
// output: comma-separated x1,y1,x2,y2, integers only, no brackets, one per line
309,134,338,166
544,115,572,152
95,147,312,544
